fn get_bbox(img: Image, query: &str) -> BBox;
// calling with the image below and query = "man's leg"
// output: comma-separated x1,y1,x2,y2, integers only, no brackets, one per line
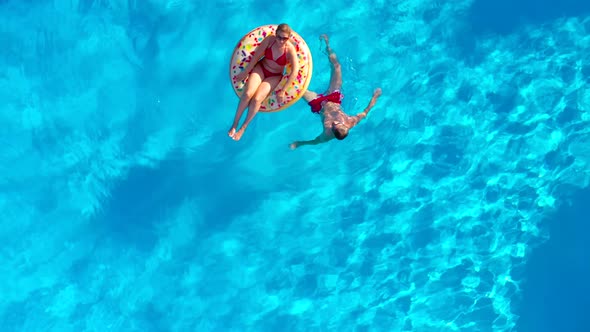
302,34,340,104
303,90,318,102
321,34,342,94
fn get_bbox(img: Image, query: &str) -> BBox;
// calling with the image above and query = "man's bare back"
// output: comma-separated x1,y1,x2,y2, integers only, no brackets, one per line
320,103,356,135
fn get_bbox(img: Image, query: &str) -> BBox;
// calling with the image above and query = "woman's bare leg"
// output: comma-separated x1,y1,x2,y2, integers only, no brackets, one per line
233,76,281,141
229,66,263,137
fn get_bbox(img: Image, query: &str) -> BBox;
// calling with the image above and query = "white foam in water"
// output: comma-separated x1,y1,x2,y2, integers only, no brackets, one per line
0,0,589,331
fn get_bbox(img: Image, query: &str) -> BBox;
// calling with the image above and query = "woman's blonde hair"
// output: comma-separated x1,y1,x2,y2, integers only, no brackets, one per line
276,23,292,35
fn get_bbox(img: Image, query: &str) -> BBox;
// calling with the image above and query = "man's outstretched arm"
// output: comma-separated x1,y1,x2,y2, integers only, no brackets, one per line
351,88,382,126
289,134,331,150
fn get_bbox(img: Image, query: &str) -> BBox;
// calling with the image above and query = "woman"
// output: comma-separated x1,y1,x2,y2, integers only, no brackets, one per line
229,23,299,141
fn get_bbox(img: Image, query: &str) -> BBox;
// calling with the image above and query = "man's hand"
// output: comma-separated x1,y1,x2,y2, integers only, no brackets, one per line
374,88,382,97
362,87,382,116
289,141,298,150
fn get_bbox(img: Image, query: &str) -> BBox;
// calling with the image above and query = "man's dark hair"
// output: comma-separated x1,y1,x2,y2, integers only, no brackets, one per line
333,126,349,140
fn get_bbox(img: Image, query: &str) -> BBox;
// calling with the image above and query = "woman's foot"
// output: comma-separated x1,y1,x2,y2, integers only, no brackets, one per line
228,127,236,138
232,127,246,141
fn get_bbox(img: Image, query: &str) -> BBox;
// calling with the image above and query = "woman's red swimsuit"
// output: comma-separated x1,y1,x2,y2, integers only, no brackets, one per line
260,40,286,77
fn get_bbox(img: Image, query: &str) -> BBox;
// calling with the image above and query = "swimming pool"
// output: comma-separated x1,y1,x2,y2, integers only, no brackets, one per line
1,0,589,331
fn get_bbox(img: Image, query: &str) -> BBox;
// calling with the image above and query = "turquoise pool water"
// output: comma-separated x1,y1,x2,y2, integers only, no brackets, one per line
1,0,589,331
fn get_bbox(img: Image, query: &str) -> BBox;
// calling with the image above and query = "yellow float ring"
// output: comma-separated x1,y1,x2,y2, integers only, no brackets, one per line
229,24,313,112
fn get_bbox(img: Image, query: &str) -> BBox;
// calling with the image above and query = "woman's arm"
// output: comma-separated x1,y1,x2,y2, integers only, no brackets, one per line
281,45,300,93
237,36,271,80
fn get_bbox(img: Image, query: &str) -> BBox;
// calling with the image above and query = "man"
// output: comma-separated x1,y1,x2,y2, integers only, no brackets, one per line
289,34,382,150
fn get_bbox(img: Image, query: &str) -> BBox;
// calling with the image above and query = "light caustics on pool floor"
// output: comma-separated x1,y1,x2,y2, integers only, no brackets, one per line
1,1,589,331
